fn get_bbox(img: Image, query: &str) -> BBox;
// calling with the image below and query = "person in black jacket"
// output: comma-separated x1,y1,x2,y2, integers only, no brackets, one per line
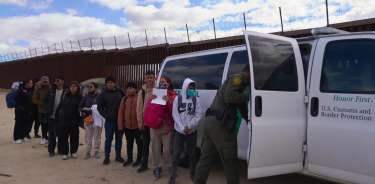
27,78,41,139
43,74,68,157
96,76,126,165
58,81,83,160
13,79,34,144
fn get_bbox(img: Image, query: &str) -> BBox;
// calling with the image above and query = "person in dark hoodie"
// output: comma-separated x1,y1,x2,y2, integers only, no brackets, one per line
13,78,34,144
43,74,68,157
79,82,101,159
58,81,83,160
27,78,41,139
96,76,126,165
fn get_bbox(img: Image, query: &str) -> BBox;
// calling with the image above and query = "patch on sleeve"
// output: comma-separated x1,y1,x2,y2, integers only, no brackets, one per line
233,77,242,86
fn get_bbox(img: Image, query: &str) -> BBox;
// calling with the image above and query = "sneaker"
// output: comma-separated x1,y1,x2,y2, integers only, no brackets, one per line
103,156,110,165
62,155,68,160
71,153,77,159
25,135,31,139
13,139,22,144
94,151,100,158
34,134,41,138
84,152,91,159
22,137,30,142
40,138,47,145
153,167,162,179
132,160,142,167
137,165,149,173
115,156,125,163
123,160,134,167
49,152,55,157
167,177,176,184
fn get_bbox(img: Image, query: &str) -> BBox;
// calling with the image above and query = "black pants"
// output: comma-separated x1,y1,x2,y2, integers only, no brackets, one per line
39,113,48,139
60,126,79,155
48,118,62,153
32,110,41,135
14,110,30,141
170,131,197,177
124,128,143,161
141,125,151,166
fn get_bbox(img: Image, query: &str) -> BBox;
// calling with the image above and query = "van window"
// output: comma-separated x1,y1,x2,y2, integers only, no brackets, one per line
161,53,228,89
227,50,249,78
299,44,311,82
248,35,298,91
320,39,375,94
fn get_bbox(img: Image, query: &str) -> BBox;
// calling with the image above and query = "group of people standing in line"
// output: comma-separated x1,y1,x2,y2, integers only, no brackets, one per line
12,70,204,184
12,64,250,184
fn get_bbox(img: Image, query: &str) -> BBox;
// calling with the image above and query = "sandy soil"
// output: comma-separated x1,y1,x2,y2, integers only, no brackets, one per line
0,89,336,184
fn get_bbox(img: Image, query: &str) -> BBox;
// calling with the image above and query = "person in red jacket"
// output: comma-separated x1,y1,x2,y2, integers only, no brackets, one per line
118,82,143,167
149,76,178,180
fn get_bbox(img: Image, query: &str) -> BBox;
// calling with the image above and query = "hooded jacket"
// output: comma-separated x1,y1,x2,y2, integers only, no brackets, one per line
32,84,50,113
96,87,125,123
118,93,139,130
43,84,68,117
15,83,33,112
58,92,82,128
78,90,99,117
172,78,202,134
136,83,156,127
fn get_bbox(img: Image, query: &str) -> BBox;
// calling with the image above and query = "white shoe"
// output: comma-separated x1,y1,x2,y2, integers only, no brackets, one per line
23,138,30,142
62,155,68,160
13,139,22,144
71,153,77,159
40,138,47,145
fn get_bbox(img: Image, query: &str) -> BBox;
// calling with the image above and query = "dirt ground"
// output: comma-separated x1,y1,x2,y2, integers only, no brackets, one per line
0,89,337,184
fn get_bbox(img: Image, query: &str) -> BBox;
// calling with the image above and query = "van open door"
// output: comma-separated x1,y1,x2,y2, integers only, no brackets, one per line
243,30,306,179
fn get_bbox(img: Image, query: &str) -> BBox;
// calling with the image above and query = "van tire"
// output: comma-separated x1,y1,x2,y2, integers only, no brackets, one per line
178,143,201,168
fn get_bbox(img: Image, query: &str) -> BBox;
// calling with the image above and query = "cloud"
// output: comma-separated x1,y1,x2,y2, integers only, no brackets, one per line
66,8,80,15
0,0,28,6
28,0,53,10
89,0,138,10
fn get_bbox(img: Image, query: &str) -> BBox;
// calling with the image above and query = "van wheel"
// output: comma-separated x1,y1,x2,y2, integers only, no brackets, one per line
177,144,201,168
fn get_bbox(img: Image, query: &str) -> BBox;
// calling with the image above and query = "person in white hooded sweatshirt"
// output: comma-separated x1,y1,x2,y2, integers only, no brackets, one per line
168,78,202,184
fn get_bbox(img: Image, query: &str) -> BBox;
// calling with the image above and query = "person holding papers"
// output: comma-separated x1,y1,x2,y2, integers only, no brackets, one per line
149,76,177,180
168,78,202,184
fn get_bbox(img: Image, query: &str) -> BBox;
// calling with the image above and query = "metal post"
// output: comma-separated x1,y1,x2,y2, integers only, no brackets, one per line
145,30,149,47
128,33,132,48
213,18,217,47
20,51,22,59
114,36,117,49
35,48,37,55
326,0,329,27
78,40,81,50
54,43,57,53
70,41,73,51
41,45,43,54
186,24,191,52
61,42,64,52
29,48,32,56
24,50,27,58
90,39,93,50
243,13,247,30
47,45,50,53
101,37,104,49
164,28,168,44
279,7,284,36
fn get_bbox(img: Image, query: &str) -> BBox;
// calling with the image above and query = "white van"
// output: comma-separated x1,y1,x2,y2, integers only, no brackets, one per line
156,28,375,184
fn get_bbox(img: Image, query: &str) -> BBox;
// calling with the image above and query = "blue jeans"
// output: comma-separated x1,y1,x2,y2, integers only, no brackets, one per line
104,121,124,157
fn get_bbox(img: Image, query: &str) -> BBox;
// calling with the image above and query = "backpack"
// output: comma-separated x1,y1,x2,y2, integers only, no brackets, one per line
143,99,166,129
6,91,19,108
177,95,196,114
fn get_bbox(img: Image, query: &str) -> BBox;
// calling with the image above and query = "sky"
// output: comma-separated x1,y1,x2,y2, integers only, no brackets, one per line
0,0,375,59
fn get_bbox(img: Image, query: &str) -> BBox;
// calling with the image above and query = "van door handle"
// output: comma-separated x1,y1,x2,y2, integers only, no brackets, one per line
255,96,262,117
310,97,319,117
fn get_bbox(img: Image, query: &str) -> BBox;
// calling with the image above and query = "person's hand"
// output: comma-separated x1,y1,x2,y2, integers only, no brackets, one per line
184,126,190,134
139,125,145,130
23,90,27,93
162,95,169,102
151,94,157,100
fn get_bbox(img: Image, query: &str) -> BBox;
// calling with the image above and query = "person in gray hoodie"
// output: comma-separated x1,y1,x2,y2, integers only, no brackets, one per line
168,78,202,184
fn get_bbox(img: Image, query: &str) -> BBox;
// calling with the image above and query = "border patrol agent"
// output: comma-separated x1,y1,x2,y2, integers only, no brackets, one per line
195,64,250,184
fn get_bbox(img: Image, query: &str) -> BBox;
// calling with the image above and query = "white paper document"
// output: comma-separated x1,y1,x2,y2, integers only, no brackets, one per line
151,89,168,105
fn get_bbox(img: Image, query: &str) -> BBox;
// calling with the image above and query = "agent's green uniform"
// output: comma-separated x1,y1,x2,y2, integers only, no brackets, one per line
195,72,249,184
